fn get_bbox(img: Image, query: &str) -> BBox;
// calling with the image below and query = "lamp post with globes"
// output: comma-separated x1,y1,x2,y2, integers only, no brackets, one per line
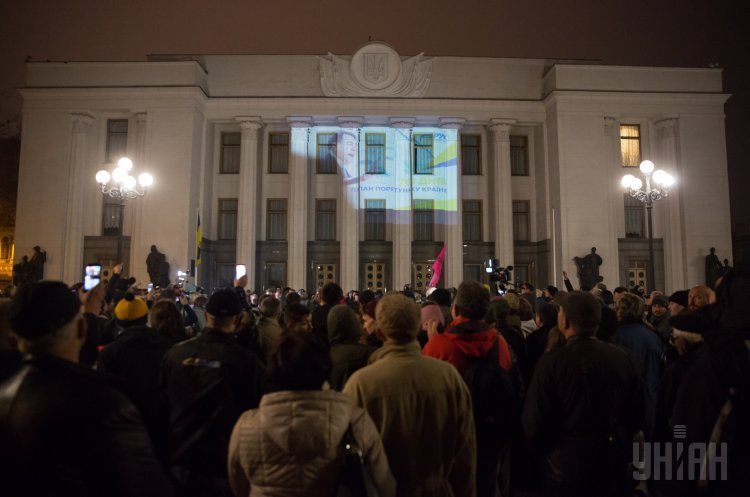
95,157,154,269
621,160,675,292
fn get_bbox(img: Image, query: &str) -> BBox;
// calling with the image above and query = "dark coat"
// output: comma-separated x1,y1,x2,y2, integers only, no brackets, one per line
327,304,371,390
311,304,333,347
161,328,266,477
0,354,173,497
522,335,644,496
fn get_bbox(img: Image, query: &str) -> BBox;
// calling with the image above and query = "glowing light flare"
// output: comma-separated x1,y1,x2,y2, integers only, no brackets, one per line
639,160,655,175
95,170,110,184
117,157,134,171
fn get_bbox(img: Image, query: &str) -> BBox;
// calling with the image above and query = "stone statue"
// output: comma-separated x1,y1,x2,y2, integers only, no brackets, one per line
12,256,30,287
29,246,46,282
146,245,171,287
573,247,604,291
705,247,723,289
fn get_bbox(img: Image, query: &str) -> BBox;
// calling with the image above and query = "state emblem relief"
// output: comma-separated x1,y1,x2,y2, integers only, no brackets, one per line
363,53,388,84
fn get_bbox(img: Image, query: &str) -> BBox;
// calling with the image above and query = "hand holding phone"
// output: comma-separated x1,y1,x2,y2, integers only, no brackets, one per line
84,264,102,291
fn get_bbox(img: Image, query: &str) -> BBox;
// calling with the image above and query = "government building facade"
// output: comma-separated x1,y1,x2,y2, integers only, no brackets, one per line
14,43,732,294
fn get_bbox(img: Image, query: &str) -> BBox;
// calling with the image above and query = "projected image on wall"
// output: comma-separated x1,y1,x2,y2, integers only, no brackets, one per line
309,126,459,224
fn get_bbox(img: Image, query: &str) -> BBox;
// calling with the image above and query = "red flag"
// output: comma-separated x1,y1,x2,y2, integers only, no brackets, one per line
428,245,446,288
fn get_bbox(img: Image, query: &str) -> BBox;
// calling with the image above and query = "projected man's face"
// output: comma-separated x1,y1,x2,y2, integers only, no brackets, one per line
337,132,357,180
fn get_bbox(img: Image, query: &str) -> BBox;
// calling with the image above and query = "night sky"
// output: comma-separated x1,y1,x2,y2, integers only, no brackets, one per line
1,0,747,240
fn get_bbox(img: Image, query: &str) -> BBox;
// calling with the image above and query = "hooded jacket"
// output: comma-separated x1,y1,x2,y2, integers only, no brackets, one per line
422,316,513,375
327,305,371,390
227,389,395,497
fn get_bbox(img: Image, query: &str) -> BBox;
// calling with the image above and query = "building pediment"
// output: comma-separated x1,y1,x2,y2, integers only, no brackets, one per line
319,42,434,98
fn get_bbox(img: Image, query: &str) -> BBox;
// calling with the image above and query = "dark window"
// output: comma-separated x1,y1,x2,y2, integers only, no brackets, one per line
316,133,337,174
316,199,336,241
414,134,434,174
365,199,386,241
461,134,481,175
106,119,128,163
102,200,122,236
413,199,434,241
510,135,528,176
267,199,287,240
269,133,289,173
365,133,386,174
620,124,641,167
624,194,645,238
512,200,530,242
218,198,238,240
462,200,482,241
220,132,241,174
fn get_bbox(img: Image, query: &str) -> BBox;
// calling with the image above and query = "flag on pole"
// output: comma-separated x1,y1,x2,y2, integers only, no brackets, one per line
196,211,202,266
428,245,446,288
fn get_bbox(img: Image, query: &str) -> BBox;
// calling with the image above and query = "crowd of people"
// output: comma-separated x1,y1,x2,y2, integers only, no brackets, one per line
0,267,749,497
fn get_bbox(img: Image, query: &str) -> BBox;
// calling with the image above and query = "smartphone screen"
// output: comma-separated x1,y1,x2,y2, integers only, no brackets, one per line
147,282,154,292
235,264,246,280
84,264,102,291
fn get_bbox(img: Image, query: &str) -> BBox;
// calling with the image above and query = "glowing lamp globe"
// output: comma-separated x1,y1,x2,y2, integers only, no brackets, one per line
117,157,134,171
639,160,655,175
111,167,126,183
95,170,111,184
138,172,154,187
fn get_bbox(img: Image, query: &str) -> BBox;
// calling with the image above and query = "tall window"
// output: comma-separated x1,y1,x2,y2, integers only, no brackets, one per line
269,133,289,173
220,132,241,173
316,199,336,241
413,199,434,241
106,119,128,163
624,194,645,238
267,199,287,240
316,133,337,174
365,199,386,241
512,200,530,242
1,237,11,260
462,200,482,241
620,124,641,167
510,135,529,176
365,133,386,174
218,198,238,240
414,134,434,174
461,134,481,175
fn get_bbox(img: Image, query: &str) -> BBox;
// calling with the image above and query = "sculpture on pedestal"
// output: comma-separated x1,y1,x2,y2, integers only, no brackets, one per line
146,245,171,287
573,247,603,291
705,247,723,289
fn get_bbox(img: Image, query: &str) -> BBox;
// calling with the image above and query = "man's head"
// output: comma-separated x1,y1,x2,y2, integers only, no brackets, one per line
321,282,343,306
7,281,86,359
259,296,281,319
283,303,312,333
668,290,688,315
376,292,420,344
205,288,242,332
453,281,490,320
557,291,601,338
613,287,628,304
248,292,258,305
616,293,645,323
268,331,332,392
651,295,669,317
688,285,712,313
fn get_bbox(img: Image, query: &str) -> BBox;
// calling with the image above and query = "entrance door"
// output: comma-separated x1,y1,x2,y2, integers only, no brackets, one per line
265,262,286,291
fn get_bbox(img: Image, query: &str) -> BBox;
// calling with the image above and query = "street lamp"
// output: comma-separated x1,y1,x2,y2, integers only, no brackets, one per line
96,157,154,268
621,160,676,292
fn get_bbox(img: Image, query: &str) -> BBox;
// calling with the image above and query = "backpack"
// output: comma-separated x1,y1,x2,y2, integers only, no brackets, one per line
463,337,515,442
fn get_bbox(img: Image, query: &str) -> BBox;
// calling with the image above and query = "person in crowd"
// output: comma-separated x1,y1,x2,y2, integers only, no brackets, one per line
79,278,106,367
492,292,530,387
419,301,444,348
328,304,371,390
597,306,619,343
519,297,538,338
191,293,208,331
228,331,395,497
344,292,476,497
256,296,282,362
519,282,539,311
523,291,644,497
613,286,628,305
612,292,663,439
161,288,266,497
668,289,688,316
97,292,174,463
526,302,558,378
423,281,513,497
0,281,173,497
0,298,22,382
541,285,558,303
248,291,259,308
149,299,188,342
687,284,712,313
648,294,672,341
233,275,251,312
311,282,343,347
283,302,313,333
426,287,453,327
362,298,384,349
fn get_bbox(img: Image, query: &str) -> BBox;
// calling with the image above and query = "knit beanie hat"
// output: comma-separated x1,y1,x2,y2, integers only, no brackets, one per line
8,281,82,341
114,292,149,325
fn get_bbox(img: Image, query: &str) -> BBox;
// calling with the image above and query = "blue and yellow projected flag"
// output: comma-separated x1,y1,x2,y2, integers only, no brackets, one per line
196,212,202,265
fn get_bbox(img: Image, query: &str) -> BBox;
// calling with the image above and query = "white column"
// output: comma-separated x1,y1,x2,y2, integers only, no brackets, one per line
236,117,263,288
604,116,622,286
439,117,464,287
63,113,94,284
489,118,516,271
129,112,148,281
338,116,363,292
287,117,312,290
656,117,685,293
390,118,415,289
